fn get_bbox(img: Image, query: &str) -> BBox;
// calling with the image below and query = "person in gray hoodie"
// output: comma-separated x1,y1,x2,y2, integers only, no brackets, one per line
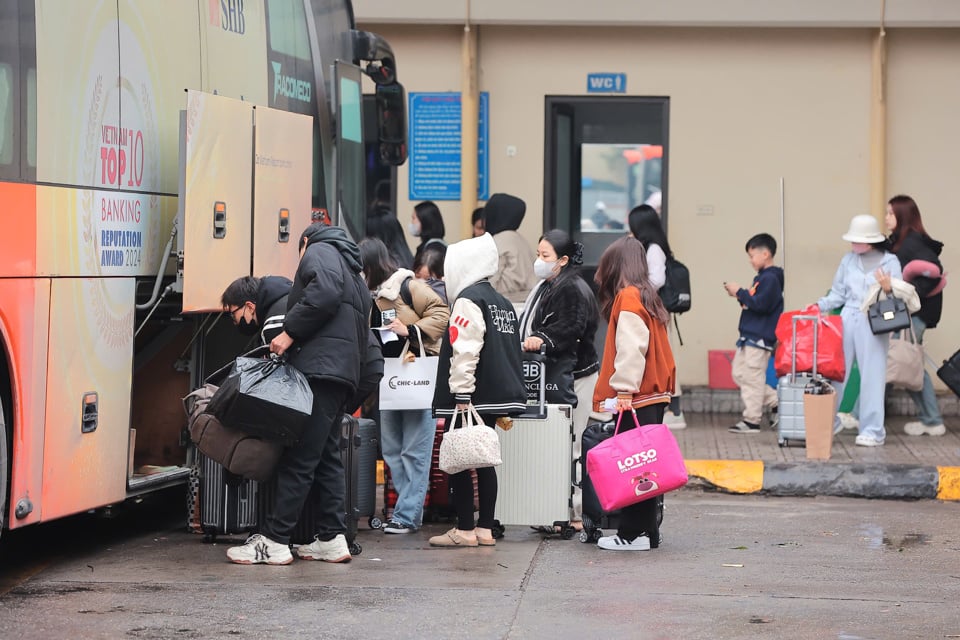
484,193,538,307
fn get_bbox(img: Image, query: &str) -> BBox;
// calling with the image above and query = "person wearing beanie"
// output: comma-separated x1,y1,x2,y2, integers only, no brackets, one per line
483,193,538,308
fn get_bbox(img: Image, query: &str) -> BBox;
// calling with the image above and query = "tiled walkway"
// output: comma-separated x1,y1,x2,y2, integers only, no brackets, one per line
676,413,960,466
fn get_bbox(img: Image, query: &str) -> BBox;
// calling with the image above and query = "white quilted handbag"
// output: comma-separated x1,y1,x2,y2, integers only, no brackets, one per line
438,405,502,475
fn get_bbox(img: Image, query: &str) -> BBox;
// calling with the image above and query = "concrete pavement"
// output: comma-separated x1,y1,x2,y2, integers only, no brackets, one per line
674,411,960,501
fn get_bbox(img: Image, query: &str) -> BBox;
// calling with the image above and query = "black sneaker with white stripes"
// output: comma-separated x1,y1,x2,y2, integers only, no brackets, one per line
597,534,652,551
383,520,416,534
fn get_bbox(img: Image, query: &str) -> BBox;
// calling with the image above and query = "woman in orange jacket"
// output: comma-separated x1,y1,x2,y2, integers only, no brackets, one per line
592,236,676,551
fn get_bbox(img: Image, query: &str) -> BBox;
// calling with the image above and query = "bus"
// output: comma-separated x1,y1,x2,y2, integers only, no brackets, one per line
0,0,406,537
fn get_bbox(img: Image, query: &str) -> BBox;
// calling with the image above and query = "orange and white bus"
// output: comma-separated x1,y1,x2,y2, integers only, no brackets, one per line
0,0,405,537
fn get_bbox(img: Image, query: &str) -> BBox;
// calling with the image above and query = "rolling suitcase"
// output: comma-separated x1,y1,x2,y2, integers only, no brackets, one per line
579,420,664,544
355,417,381,530
198,452,258,542
494,353,577,538
778,314,820,447
257,415,364,555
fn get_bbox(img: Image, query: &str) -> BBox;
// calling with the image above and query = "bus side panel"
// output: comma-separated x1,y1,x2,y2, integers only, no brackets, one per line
35,0,119,190
252,106,312,279
118,0,203,197
181,91,254,312
0,277,50,530
35,186,177,279
0,182,36,276
199,0,268,105
40,278,133,521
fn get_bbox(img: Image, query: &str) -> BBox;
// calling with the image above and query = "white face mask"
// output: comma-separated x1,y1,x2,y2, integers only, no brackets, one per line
534,258,557,280
408,222,421,237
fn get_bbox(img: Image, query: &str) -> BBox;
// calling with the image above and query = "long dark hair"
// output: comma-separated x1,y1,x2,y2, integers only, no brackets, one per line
628,205,672,257
888,194,929,252
358,237,398,290
366,210,413,269
594,236,669,324
414,201,446,242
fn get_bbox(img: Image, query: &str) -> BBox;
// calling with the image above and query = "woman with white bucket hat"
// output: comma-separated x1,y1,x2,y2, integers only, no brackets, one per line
816,215,903,446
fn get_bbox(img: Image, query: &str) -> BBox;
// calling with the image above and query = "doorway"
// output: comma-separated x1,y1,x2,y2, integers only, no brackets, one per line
543,96,670,279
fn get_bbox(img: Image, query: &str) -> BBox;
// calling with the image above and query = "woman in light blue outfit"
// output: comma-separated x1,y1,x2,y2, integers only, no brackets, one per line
360,238,450,534
817,215,902,447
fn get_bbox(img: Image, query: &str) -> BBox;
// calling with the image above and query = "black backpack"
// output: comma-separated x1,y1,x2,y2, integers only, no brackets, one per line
659,256,691,314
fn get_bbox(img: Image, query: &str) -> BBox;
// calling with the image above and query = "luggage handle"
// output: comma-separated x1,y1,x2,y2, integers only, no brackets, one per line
790,314,819,383
204,344,272,385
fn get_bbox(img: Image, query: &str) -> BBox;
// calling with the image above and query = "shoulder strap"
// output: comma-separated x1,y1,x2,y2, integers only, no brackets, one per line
399,276,413,307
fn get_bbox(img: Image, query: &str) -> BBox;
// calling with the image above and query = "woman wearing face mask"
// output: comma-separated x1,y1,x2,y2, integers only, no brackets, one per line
519,229,601,531
411,201,447,266
816,215,904,447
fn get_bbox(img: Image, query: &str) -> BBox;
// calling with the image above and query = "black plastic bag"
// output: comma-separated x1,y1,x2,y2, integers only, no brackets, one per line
208,355,313,445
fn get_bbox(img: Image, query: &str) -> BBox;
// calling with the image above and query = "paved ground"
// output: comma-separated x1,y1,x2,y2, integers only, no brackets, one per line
1,492,958,639
675,412,960,466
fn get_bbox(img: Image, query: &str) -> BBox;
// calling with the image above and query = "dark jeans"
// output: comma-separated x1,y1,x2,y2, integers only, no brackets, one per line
615,404,666,544
261,380,349,544
449,412,498,531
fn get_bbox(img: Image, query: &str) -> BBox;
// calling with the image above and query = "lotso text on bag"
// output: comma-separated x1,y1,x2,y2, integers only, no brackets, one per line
585,412,687,512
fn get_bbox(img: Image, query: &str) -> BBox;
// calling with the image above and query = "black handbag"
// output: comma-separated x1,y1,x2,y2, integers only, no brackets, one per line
866,291,910,335
521,350,577,407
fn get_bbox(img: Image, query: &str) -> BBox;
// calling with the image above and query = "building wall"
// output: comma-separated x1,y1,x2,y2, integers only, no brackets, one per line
362,21,958,387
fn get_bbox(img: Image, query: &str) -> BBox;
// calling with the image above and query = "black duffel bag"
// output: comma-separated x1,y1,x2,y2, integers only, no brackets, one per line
206,354,314,446
521,350,577,407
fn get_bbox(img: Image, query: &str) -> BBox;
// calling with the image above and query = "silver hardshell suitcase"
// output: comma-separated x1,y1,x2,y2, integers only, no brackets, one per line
777,314,819,447
494,354,576,537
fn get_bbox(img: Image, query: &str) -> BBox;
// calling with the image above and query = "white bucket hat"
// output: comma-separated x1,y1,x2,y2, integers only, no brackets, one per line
841,214,886,243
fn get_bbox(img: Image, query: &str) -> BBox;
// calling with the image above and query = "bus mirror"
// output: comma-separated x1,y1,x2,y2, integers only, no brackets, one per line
376,82,407,166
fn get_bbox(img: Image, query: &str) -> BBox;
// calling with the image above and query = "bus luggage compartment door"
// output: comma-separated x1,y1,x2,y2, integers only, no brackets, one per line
177,90,254,313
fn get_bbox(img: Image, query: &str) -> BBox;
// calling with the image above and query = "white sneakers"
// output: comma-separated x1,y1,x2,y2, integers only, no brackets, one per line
597,534,652,551
296,534,352,562
663,411,687,430
904,421,946,437
837,413,860,431
226,534,293,565
854,434,884,447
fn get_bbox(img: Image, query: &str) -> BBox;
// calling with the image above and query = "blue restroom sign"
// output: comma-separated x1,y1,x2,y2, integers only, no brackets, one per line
586,73,627,93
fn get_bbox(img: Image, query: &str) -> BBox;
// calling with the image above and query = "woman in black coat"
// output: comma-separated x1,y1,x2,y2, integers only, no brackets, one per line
885,195,946,437
519,229,600,530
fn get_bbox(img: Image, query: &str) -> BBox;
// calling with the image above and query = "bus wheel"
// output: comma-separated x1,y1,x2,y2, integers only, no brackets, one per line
0,394,7,539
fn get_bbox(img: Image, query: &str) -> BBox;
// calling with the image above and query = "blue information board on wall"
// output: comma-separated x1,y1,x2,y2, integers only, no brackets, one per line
408,92,489,201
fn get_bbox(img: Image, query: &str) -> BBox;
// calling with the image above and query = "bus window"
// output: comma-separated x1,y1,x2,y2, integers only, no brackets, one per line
0,65,12,166
337,69,364,238
267,0,311,61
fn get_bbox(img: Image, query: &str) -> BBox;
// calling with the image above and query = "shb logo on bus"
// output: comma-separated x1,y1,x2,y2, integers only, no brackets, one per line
217,0,246,34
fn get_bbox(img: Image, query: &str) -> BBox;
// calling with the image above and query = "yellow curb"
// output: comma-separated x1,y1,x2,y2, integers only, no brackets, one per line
936,467,960,501
376,459,385,485
685,460,764,494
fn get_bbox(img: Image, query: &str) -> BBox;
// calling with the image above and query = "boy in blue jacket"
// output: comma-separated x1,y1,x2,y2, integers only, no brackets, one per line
724,233,785,434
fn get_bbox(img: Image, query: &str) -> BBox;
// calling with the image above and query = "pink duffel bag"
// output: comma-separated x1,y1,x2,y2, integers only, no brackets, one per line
585,411,688,512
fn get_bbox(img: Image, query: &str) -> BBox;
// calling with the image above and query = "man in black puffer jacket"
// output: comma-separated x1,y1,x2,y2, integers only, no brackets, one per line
226,222,372,566
220,275,292,345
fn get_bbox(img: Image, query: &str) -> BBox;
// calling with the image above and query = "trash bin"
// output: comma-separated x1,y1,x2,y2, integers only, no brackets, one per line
804,379,837,461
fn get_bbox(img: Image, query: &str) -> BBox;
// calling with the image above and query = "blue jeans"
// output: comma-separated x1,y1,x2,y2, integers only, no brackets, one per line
380,408,435,528
907,316,944,426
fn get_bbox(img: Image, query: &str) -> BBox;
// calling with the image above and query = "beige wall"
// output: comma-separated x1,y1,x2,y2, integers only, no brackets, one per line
365,21,957,387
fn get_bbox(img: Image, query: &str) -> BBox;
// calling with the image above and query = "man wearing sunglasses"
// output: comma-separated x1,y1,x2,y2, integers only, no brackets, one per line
221,275,293,345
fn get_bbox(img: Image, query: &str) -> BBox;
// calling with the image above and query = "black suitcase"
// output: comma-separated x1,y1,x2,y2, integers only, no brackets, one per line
198,452,258,542
936,349,960,398
257,414,364,555
578,420,664,544
355,417,381,529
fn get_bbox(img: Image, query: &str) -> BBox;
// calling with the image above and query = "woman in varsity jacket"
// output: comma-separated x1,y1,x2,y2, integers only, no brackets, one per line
592,236,676,552
430,232,526,548
359,237,450,536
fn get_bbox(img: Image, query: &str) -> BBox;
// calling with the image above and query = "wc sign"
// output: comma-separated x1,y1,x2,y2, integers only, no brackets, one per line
586,73,627,93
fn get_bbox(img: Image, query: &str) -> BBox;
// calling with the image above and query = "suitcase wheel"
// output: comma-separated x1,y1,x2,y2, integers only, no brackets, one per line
492,521,505,540
368,516,383,530
349,541,362,556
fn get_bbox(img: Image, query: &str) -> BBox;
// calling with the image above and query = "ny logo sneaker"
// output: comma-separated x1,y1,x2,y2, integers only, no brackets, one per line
296,534,352,563
226,533,293,565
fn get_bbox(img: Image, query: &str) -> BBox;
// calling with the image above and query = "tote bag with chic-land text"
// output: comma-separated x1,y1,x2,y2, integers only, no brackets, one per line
379,325,439,410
